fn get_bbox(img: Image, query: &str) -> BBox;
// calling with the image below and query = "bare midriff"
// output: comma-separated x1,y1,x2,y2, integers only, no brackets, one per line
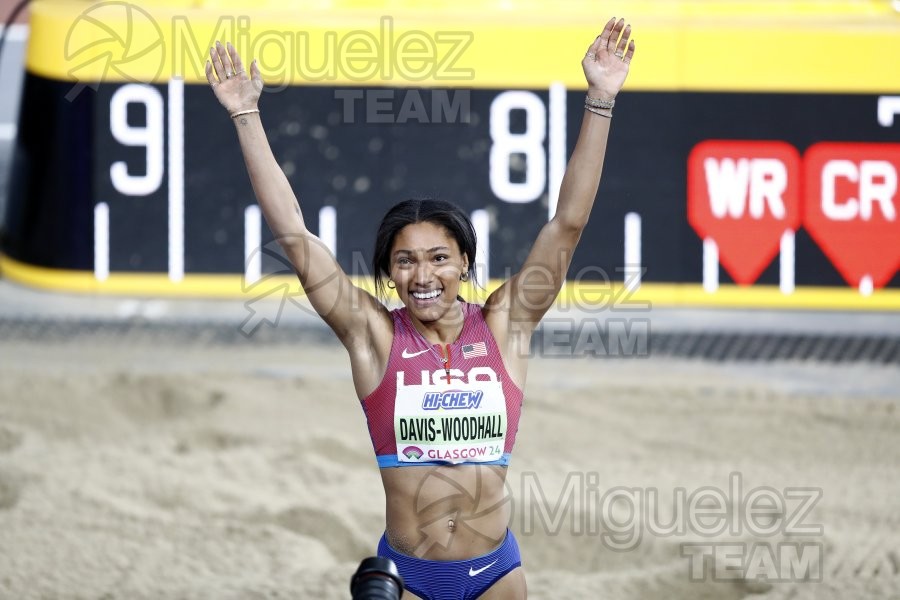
380,464,511,560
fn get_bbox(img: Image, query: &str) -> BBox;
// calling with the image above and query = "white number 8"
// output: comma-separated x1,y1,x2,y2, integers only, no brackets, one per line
489,91,546,203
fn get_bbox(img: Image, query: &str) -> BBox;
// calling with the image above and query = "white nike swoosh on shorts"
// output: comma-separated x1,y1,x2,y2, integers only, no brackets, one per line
468,560,498,577
401,348,430,358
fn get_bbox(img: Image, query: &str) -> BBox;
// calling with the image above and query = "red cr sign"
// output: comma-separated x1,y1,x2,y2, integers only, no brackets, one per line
804,143,900,289
688,140,900,289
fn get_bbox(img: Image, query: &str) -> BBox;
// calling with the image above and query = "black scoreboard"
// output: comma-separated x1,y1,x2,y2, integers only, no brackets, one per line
3,1,900,309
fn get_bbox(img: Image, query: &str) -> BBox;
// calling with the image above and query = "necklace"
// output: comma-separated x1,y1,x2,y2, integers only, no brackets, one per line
415,337,453,385
437,344,452,385
410,304,462,385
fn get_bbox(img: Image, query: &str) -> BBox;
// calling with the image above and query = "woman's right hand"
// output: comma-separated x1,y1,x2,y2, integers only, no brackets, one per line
205,41,263,115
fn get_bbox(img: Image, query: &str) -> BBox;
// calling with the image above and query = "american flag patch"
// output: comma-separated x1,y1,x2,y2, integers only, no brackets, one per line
462,342,487,359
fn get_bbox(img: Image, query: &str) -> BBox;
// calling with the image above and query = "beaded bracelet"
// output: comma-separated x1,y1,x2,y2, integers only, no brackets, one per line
585,94,615,110
584,104,613,118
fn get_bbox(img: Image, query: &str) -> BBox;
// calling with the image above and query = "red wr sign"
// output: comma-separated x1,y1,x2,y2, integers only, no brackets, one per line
688,140,802,285
804,142,900,288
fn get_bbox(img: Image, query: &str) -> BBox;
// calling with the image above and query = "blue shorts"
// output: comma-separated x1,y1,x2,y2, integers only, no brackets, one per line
376,529,522,600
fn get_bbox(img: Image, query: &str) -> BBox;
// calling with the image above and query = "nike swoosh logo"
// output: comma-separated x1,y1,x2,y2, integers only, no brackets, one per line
469,560,497,577
401,348,430,358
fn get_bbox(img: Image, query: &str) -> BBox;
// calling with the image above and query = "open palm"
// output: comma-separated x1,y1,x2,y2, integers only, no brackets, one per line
205,41,264,115
582,18,635,101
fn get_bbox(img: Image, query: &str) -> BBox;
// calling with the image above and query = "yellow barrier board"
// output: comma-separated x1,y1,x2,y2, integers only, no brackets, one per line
26,0,900,92
8,1,900,309
4,253,900,310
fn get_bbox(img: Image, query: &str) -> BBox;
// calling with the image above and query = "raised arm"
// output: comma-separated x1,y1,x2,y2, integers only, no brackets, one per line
206,42,386,347
487,18,635,331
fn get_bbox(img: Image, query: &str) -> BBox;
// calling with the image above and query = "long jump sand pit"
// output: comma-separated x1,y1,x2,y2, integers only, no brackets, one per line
0,330,898,599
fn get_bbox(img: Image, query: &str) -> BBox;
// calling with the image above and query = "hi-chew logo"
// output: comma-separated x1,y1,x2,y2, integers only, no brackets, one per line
422,390,484,410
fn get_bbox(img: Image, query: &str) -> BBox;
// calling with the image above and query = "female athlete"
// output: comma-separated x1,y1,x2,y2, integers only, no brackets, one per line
207,17,634,599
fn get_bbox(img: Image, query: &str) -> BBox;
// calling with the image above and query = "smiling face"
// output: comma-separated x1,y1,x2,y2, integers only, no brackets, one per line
390,221,469,324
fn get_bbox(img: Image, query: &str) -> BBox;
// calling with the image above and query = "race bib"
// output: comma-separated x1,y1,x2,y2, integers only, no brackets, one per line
394,374,506,464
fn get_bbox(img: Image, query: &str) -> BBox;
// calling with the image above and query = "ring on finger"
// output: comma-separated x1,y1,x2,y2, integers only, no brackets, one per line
614,51,624,58
585,52,596,60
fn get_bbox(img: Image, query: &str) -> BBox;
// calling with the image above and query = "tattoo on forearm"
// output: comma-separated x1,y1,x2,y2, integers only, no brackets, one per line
239,117,248,125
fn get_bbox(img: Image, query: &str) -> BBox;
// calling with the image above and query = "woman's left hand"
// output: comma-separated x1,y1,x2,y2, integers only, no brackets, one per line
582,18,635,102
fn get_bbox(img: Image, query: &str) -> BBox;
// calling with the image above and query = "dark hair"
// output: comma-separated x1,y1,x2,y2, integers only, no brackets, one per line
373,198,478,298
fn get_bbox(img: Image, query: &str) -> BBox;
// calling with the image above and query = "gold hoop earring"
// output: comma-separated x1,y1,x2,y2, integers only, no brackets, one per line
387,280,396,289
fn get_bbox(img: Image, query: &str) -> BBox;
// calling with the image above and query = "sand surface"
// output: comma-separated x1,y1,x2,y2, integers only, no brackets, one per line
1,332,899,599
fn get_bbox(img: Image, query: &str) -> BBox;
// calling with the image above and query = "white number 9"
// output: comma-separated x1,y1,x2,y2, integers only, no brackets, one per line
109,84,164,196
